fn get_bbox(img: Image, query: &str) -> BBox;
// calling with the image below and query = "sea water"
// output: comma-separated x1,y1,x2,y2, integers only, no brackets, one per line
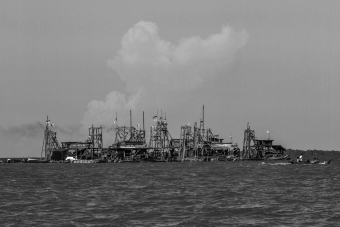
1,161,340,226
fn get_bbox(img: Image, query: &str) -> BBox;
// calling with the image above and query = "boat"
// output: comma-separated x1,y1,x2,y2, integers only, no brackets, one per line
218,155,227,161
65,156,77,163
26,158,49,163
7,158,24,163
72,159,96,164
290,159,332,165
226,155,239,161
265,155,290,161
317,160,332,165
95,158,108,163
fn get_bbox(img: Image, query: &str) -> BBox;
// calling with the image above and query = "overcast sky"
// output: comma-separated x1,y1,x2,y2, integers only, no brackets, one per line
1,0,340,157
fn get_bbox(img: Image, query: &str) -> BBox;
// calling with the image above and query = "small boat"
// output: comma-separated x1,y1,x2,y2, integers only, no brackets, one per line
262,162,291,166
95,158,108,163
7,158,24,163
72,159,95,164
26,158,49,163
265,155,290,161
290,159,332,165
65,156,77,163
226,155,239,161
318,160,332,165
218,155,227,161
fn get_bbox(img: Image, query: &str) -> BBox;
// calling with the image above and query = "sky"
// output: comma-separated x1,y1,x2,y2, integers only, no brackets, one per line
1,0,340,157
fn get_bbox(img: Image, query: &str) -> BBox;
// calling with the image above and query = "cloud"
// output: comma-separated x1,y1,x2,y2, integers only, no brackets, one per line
83,21,248,128
82,90,140,127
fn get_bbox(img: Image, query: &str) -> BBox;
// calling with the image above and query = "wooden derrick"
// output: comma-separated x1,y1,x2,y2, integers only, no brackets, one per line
114,110,145,144
242,123,286,160
242,122,262,159
114,125,145,144
41,116,60,160
88,125,103,159
148,116,172,161
177,105,230,160
179,125,196,160
114,126,133,143
112,110,147,162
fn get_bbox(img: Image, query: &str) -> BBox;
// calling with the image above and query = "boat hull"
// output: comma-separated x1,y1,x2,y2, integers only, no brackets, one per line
27,160,49,163
290,159,332,165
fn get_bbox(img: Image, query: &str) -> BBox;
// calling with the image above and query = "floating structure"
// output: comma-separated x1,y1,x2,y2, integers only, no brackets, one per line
175,105,240,161
242,122,287,160
15,105,289,164
47,105,242,163
50,124,104,163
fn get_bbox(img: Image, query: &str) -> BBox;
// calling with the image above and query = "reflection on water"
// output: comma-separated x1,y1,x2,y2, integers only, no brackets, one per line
0,161,339,226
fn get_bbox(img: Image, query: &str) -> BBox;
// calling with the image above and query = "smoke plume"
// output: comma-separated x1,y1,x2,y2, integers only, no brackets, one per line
0,122,45,138
0,122,84,139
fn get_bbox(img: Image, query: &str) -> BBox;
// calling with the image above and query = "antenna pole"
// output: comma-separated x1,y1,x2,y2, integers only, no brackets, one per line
130,110,132,138
45,116,49,159
203,105,204,130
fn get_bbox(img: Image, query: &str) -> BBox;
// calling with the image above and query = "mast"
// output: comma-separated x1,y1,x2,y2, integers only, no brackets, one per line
203,105,204,130
194,122,197,158
200,105,205,140
143,111,145,132
130,110,132,139
44,116,49,159
42,116,60,160
182,129,186,161
114,112,118,143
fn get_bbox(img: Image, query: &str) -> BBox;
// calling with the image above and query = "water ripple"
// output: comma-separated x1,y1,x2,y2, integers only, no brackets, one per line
0,162,339,226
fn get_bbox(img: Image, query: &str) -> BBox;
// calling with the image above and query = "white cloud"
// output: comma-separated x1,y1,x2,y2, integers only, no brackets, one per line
82,91,140,127
83,21,248,128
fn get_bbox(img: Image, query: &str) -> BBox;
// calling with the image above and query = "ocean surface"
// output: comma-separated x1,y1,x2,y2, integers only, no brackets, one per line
1,160,340,226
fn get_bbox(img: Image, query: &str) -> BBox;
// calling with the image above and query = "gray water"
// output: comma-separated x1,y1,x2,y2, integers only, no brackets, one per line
1,161,340,226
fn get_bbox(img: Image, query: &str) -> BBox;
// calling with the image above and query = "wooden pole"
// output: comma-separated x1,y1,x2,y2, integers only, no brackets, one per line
130,110,132,139
202,105,204,130
143,111,145,132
